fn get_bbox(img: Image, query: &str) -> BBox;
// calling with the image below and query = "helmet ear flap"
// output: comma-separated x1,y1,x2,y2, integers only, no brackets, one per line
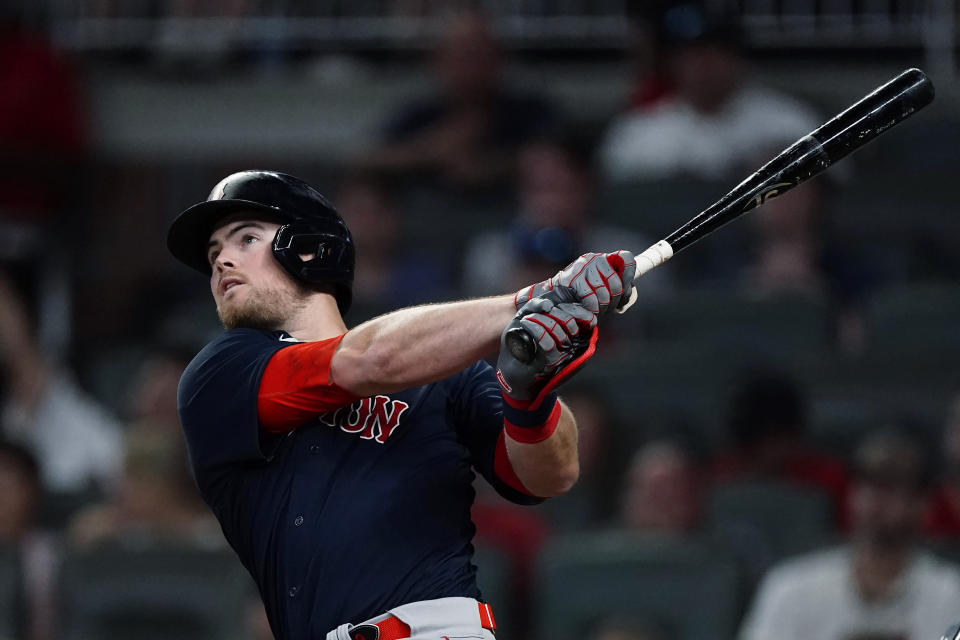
272,223,355,313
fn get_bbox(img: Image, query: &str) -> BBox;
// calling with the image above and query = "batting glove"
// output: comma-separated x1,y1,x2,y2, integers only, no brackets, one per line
515,250,637,315
497,287,598,409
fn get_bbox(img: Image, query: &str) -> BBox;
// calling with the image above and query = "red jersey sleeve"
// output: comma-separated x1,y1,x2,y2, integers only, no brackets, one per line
257,334,361,434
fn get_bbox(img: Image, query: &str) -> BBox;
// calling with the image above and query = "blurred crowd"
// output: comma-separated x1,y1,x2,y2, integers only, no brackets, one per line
1,2,959,640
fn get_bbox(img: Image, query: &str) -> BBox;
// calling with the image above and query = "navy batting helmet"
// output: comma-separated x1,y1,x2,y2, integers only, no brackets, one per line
167,170,355,314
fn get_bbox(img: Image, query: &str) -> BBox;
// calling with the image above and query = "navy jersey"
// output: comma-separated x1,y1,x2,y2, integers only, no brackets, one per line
177,328,537,639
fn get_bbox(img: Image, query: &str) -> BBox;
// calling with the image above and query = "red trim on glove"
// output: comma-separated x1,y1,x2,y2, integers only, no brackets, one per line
528,325,599,409
505,399,563,444
606,252,626,274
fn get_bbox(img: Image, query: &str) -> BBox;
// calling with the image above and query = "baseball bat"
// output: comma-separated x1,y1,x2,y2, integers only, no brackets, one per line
506,67,934,365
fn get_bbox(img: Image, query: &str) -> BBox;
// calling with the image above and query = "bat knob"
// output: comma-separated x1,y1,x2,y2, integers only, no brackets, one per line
505,327,537,365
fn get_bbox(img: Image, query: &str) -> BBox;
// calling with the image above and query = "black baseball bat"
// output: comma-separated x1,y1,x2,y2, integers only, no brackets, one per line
506,67,935,364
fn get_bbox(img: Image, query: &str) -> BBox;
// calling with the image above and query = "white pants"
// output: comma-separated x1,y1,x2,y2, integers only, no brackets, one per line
326,597,496,640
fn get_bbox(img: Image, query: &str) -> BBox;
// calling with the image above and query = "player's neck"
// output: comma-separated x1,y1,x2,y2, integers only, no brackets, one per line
283,294,348,342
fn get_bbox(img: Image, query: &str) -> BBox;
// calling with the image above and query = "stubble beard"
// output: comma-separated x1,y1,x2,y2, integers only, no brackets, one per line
217,282,310,331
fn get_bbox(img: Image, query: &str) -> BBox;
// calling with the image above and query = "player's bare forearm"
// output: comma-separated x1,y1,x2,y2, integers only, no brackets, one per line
332,295,515,397
504,400,579,497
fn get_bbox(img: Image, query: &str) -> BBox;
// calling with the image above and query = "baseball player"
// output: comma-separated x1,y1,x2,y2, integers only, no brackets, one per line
166,170,636,640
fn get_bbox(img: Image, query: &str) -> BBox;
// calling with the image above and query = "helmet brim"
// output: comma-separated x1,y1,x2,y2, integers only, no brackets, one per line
166,199,294,275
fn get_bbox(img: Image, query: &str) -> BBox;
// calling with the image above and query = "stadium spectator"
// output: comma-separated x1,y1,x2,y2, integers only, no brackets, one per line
740,179,831,299
712,368,849,527
362,7,558,193
462,129,669,299
598,2,819,182
334,171,454,323
618,438,702,534
739,428,960,640
0,270,122,494
0,441,59,640
67,425,220,549
924,392,960,538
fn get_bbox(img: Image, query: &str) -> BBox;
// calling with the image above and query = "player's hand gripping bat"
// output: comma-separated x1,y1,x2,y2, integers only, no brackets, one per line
505,67,935,365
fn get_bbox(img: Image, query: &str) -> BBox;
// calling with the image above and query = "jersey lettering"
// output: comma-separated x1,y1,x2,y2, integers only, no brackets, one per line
317,395,410,444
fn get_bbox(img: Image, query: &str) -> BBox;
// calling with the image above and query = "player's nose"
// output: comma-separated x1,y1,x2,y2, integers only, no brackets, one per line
213,252,236,272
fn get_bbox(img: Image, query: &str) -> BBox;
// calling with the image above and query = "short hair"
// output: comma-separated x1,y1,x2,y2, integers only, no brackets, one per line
852,427,933,492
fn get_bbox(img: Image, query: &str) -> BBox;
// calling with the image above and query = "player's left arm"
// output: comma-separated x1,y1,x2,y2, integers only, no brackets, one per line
500,399,579,497
493,287,600,497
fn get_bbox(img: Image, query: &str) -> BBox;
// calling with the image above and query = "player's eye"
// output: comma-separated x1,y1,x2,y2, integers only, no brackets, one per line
241,234,258,246
208,250,219,266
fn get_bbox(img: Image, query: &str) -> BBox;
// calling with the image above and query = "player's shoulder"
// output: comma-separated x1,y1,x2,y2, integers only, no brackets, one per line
181,328,286,387
188,328,279,364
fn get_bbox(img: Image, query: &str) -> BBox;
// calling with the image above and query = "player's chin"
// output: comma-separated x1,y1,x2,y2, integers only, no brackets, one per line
218,297,284,332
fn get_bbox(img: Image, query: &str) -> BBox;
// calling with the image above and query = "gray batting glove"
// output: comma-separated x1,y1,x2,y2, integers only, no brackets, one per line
497,287,597,406
515,250,637,315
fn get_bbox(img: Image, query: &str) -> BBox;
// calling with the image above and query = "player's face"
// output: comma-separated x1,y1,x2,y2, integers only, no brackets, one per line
206,217,308,331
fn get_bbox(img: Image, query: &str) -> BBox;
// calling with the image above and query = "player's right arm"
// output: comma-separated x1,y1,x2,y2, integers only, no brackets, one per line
330,251,636,399
331,295,518,398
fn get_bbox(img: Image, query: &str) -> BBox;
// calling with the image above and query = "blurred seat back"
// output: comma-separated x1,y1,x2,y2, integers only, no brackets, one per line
866,283,960,353
534,531,741,640
59,542,249,640
706,480,833,562
639,291,831,355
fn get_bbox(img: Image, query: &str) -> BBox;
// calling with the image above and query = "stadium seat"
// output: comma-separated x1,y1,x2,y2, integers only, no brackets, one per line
865,283,960,353
638,290,832,354
59,542,251,640
794,349,959,445
705,480,833,563
533,531,742,640
0,547,19,640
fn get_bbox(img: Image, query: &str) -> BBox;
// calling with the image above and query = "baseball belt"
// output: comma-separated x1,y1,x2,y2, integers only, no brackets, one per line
348,602,496,640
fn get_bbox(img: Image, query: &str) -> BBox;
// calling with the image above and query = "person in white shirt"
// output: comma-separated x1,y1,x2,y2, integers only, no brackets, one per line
740,428,960,640
599,3,820,183
0,271,121,494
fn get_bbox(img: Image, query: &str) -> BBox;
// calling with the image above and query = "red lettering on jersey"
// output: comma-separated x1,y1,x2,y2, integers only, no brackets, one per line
366,396,409,444
339,398,368,433
321,395,409,444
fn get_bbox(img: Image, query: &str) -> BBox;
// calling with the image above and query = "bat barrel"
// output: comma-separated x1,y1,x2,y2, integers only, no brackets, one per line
811,67,934,165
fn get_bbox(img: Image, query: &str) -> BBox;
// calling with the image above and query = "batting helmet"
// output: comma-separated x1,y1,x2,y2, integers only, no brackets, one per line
167,170,355,314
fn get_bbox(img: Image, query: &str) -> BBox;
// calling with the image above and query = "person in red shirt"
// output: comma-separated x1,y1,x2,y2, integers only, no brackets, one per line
711,368,850,528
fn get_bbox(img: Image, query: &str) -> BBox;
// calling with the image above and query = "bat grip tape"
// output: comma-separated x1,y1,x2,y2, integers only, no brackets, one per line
617,240,673,313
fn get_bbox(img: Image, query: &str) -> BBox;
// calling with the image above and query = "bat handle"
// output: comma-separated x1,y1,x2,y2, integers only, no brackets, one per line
616,239,674,314
504,327,537,365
